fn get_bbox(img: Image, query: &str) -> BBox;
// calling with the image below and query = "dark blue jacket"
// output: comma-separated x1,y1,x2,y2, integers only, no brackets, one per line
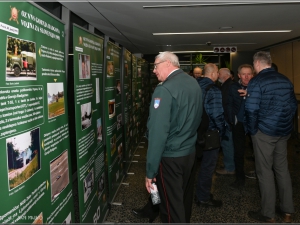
227,80,247,125
198,77,225,137
245,68,297,136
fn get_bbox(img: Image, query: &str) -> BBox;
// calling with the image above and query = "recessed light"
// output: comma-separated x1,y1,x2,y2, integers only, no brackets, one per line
153,30,291,35
219,26,233,29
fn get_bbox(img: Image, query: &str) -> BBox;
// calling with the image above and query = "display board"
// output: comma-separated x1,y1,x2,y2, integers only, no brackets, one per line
72,24,108,223
131,55,138,148
123,49,133,172
104,41,124,201
140,59,149,134
0,2,74,223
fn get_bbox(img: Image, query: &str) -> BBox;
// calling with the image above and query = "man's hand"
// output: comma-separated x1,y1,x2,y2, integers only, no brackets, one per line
145,177,156,193
238,89,247,97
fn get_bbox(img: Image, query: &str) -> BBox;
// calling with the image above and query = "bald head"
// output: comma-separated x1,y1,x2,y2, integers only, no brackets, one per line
193,67,202,78
203,63,219,82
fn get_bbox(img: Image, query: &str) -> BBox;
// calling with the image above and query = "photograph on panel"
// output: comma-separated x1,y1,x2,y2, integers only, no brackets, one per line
117,142,123,162
6,36,37,80
62,212,72,224
32,212,43,224
50,150,69,201
110,134,116,156
116,79,121,95
97,118,102,143
78,54,91,79
117,113,122,130
7,127,41,190
107,61,114,77
47,82,65,119
108,99,115,119
83,168,94,203
81,102,92,130
97,172,105,199
138,67,141,77
139,89,142,98
96,77,100,104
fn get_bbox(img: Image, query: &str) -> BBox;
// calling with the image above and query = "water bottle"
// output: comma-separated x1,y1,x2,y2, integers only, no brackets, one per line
150,183,161,205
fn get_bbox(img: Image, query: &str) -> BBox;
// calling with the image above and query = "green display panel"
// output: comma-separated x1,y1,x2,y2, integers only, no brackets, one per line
136,57,142,139
104,42,123,201
123,49,133,171
72,25,108,223
0,2,74,224
131,55,138,147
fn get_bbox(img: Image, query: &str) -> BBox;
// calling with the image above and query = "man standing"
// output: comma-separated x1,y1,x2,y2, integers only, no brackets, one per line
216,68,235,175
193,66,203,80
146,51,202,223
246,51,297,223
227,64,254,190
195,63,225,208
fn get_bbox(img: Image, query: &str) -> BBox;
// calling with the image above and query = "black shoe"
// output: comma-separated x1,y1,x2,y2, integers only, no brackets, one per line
132,208,158,223
229,180,245,190
196,198,222,207
248,210,275,223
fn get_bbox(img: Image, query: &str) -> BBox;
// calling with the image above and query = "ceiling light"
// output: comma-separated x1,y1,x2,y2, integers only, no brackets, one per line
219,26,233,29
168,51,214,53
153,30,291,35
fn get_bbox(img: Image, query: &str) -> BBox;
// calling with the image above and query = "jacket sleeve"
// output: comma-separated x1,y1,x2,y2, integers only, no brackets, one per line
245,79,261,135
146,86,172,179
227,84,242,125
206,87,225,137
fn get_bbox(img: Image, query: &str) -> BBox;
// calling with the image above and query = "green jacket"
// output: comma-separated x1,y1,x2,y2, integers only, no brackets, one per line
146,69,203,178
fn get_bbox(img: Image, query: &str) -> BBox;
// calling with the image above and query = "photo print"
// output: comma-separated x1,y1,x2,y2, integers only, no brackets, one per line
62,212,72,224
6,36,37,80
110,134,116,156
97,118,102,143
117,142,123,161
117,113,122,130
96,77,100,104
50,150,69,201
116,79,121,95
47,82,65,119
108,99,115,119
78,54,91,79
83,169,94,203
7,127,41,190
81,102,92,130
107,61,114,77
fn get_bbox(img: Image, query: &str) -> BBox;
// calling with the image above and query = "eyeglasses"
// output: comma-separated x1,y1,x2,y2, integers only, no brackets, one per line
153,61,165,69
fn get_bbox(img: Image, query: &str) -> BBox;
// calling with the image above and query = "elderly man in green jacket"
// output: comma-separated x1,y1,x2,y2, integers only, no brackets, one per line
145,51,202,223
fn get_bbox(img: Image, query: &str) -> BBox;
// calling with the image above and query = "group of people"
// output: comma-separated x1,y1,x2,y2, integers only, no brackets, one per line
132,51,297,223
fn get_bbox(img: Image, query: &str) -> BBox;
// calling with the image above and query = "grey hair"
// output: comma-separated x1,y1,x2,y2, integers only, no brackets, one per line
155,51,180,67
219,68,231,76
238,64,254,74
253,51,272,66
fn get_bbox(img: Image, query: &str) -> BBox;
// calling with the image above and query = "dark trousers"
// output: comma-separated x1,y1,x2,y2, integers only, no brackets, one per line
140,152,198,223
232,121,246,182
156,152,195,223
196,148,219,201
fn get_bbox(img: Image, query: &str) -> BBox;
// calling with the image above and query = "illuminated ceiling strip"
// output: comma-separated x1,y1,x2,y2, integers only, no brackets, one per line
153,30,291,35
143,2,300,8
156,43,255,46
168,51,214,53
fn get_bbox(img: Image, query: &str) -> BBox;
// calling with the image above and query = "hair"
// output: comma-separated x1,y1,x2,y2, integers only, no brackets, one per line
238,64,254,74
253,51,272,66
155,51,180,67
203,63,217,76
219,68,231,77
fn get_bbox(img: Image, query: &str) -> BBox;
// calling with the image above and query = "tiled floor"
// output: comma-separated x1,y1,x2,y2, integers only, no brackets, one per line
87,134,300,223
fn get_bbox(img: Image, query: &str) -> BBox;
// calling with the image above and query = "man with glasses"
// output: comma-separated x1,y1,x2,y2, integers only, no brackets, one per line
145,51,202,223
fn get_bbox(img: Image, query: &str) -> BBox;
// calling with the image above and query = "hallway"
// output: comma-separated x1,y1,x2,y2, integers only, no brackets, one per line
103,135,300,223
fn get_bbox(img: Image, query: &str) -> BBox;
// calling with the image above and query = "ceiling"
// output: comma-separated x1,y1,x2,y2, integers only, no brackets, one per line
57,1,300,55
